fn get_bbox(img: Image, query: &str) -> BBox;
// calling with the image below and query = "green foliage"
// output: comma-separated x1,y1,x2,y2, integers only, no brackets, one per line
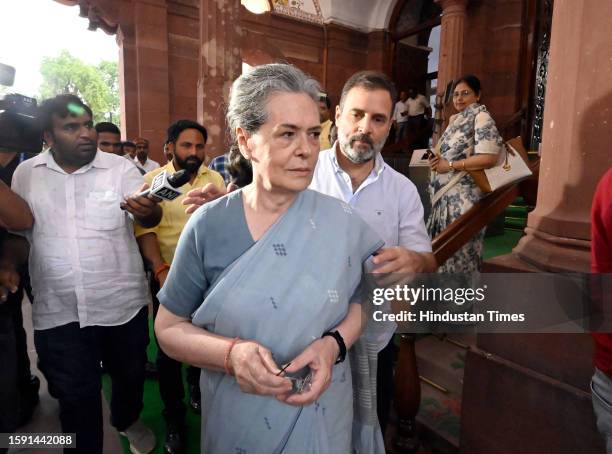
39,50,120,126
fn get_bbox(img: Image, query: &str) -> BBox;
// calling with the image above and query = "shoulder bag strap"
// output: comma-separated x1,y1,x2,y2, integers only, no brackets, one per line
431,170,467,206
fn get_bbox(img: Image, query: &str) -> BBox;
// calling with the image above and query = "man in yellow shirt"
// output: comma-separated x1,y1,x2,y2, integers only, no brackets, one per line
135,119,224,454
319,92,333,150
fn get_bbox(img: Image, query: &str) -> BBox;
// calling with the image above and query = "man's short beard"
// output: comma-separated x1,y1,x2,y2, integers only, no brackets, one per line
338,132,387,164
175,155,202,174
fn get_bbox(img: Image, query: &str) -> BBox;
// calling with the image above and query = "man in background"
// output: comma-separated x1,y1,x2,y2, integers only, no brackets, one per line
405,88,431,148
591,168,612,451
0,148,38,436
318,92,333,150
122,140,137,159
9,94,161,454
310,71,436,438
95,122,122,156
393,90,409,144
136,119,225,454
134,137,160,173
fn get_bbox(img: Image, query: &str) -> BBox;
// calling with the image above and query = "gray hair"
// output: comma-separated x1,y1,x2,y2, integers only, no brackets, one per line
226,63,321,142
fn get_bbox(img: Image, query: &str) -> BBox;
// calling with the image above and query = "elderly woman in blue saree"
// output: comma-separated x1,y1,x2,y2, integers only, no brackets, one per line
155,64,385,454
427,75,503,272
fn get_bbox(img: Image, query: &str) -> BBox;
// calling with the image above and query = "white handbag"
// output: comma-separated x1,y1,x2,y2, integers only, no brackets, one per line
469,136,533,193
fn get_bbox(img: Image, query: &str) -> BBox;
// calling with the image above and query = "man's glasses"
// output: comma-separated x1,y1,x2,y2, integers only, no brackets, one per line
453,90,473,98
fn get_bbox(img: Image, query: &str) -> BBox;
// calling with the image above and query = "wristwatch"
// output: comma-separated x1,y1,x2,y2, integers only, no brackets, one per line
322,331,347,364
449,160,455,171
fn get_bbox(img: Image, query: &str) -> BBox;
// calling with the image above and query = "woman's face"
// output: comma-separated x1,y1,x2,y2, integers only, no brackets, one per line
452,81,480,112
240,92,321,194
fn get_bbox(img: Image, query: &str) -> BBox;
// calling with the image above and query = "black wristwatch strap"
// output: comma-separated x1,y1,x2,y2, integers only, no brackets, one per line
322,330,347,364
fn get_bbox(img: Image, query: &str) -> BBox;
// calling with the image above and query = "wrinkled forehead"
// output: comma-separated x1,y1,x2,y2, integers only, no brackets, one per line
264,91,320,127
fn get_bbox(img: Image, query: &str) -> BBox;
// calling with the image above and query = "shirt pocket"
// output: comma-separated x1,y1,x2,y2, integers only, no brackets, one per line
84,190,126,231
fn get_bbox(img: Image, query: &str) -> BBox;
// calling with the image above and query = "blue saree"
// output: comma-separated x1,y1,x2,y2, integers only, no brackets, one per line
159,188,385,454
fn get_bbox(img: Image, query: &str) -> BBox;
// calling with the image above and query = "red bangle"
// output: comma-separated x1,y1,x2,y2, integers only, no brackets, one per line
224,337,241,376
154,263,170,282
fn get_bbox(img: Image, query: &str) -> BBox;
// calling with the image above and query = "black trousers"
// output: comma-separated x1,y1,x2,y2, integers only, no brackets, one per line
150,278,199,425
407,114,428,148
0,289,32,433
34,306,149,454
377,338,398,436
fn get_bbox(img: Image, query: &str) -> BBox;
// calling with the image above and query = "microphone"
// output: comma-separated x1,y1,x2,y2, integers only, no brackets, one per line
138,169,191,201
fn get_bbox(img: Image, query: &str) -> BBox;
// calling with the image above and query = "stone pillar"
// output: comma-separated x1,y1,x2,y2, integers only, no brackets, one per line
434,0,468,142
131,0,170,163
435,0,468,99
513,0,612,272
117,26,140,142
197,0,242,158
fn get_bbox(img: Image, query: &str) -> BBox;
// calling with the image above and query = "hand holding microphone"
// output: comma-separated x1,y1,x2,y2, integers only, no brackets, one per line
137,169,191,201
121,169,192,220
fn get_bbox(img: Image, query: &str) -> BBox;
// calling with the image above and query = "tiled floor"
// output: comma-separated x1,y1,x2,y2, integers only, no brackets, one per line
7,298,124,454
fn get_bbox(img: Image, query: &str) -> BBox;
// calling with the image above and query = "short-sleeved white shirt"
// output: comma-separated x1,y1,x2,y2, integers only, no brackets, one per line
406,94,430,116
310,145,432,254
393,101,408,123
12,150,150,330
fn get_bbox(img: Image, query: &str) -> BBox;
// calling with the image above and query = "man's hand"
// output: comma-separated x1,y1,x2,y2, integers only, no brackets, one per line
372,247,436,274
182,183,239,214
0,266,20,303
120,183,162,228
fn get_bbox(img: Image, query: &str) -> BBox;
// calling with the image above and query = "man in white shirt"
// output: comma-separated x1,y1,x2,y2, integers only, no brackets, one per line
95,122,122,156
9,94,161,454
393,90,409,143
134,137,160,173
310,71,436,436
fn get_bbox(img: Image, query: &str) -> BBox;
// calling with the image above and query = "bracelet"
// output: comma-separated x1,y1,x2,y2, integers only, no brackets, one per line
224,337,241,375
153,263,170,282
322,331,347,364
449,160,454,171
462,160,467,171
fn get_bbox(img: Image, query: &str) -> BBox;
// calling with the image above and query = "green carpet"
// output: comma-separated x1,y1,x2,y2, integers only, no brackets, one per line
102,321,202,454
483,229,524,260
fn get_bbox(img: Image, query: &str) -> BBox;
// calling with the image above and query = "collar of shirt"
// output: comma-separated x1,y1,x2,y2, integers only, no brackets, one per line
327,142,387,199
32,149,112,175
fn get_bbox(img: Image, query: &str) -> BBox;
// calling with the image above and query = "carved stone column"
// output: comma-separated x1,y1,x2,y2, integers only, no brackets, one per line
435,0,468,95
117,26,139,142
126,0,171,163
434,0,468,141
197,0,242,158
513,0,612,272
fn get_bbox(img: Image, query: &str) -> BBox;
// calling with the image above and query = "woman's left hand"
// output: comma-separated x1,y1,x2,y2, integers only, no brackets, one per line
276,336,339,406
429,156,451,173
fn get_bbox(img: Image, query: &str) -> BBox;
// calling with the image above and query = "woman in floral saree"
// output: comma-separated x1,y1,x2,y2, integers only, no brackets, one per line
155,64,385,454
427,75,503,272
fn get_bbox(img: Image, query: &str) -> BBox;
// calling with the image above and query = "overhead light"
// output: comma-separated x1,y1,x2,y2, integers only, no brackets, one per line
241,0,271,15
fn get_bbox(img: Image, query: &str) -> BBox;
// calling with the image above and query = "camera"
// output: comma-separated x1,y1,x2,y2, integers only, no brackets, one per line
0,63,42,154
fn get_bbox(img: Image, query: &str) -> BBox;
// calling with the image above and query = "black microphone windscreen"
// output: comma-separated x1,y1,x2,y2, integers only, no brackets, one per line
167,169,191,188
